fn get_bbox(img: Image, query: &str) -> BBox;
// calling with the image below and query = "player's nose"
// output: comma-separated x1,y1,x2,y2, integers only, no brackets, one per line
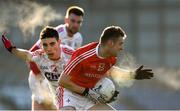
119,47,123,51
74,22,80,27
45,46,52,52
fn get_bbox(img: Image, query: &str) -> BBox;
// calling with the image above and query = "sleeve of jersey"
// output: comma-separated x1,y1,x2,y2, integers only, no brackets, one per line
29,39,41,52
63,50,83,76
62,45,75,55
28,51,42,75
28,40,41,75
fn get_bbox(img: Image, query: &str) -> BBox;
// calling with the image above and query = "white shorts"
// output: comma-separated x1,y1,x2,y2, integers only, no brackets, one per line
56,87,95,110
28,71,53,104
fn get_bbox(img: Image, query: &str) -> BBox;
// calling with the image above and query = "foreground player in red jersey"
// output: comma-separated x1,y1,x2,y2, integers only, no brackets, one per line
57,26,154,110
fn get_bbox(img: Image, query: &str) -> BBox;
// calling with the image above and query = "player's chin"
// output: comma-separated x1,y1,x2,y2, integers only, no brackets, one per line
117,50,122,55
47,53,54,57
114,52,120,57
72,29,79,33
110,53,117,57
114,54,118,57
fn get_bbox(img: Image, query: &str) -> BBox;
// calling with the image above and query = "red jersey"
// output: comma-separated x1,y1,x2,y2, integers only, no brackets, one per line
63,42,117,88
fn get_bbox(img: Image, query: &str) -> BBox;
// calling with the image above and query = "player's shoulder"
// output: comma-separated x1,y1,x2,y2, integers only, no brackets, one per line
32,49,45,56
31,49,45,63
60,44,74,55
55,24,65,33
74,32,82,38
109,56,117,65
73,42,98,55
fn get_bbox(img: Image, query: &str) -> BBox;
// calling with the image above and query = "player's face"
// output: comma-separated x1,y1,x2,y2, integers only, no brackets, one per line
108,37,124,57
65,13,83,34
41,37,61,60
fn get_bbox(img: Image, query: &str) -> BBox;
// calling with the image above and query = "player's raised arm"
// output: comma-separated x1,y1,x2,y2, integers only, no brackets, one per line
107,65,153,89
29,39,41,52
2,34,32,61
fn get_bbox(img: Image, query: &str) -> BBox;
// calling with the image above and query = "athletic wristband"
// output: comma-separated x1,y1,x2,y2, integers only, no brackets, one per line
9,46,16,53
82,88,89,96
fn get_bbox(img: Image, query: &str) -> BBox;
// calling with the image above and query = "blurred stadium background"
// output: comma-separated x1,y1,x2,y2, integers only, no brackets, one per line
0,0,180,110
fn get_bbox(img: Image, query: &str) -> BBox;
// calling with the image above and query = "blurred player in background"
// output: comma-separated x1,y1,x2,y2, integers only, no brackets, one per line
31,5,84,51
57,26,154,110
1,26,74,110
28,6,84,110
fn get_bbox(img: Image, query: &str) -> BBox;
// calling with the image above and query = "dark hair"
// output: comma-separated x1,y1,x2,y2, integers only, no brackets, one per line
66,6,84,18
100,26,126,44
40,26,59,40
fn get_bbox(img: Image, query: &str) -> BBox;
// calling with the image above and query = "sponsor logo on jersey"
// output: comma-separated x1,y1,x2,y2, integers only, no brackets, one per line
44,72,60,81
84,73,104,78
51,65,58,72
53,67,58,72
40,66,48,70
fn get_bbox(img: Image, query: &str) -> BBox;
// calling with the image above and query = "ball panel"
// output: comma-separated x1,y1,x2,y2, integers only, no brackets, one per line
94,77,115,101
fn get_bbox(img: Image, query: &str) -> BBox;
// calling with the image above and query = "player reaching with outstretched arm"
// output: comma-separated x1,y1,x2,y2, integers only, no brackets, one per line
57,26,154,110
28,6,84,110
1,26,74,110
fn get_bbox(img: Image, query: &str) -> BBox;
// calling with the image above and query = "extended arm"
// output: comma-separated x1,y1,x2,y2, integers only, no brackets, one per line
109,65,153,80
108,65,153,88
2,34,32,61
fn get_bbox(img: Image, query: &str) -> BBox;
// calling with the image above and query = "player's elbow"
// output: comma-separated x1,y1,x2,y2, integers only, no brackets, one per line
58,74,72,88
58,76,65,87
58,78,66,87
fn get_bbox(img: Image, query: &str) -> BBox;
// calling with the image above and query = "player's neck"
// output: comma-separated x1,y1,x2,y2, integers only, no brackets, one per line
66,26,74,37
98,45,111,58
49,56,61,61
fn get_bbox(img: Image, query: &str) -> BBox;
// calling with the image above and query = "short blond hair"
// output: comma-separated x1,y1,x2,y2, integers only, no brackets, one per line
65,6,84,18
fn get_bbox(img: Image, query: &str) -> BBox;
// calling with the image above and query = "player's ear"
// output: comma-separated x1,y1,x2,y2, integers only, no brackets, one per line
57,39,61,45
64,17,68,24
107,40,114,47
40,40,43,49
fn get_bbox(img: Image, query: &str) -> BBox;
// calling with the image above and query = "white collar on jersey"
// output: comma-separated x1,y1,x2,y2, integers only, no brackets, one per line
96,44,105,59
